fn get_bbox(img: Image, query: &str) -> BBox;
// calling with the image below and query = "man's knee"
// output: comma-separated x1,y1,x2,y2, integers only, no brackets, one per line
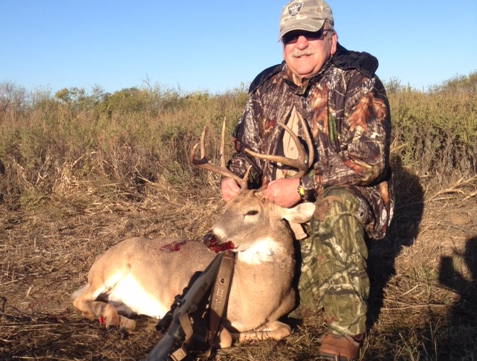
311,187,365,244
310,187,368,271
313,187,361,223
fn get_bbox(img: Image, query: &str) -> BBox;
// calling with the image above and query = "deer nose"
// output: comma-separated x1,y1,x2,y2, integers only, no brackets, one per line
202,233,217,247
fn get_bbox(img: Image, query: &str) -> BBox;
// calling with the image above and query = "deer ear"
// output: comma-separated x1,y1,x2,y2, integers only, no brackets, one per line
254,190,265,201
261,177,269,190
281,202,316,224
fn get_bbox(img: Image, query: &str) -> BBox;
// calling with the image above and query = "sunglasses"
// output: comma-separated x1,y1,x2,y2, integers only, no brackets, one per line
282,29,333,45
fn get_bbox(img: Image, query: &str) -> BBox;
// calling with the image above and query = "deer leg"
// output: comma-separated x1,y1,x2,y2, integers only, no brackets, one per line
215,325,233,348
233,321,291,342
73,297,121,329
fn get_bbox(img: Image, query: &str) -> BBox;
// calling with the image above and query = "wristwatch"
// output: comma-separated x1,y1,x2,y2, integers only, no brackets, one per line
297,178,306,201
297,173,316,202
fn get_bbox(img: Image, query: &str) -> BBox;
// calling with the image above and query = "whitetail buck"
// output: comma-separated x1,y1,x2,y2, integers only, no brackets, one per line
72,119,315,346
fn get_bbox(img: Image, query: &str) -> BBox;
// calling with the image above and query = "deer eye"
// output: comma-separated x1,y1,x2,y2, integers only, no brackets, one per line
246,210,259,216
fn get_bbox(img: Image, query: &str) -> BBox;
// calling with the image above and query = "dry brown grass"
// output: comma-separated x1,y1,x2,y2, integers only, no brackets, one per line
1,77,476,360
0,177,223,360
1,162,476,360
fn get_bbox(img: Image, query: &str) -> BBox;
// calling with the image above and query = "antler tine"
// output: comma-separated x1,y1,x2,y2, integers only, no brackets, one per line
220,120,226,168
190,120,249,189
199,125,206,159
244,116,314,179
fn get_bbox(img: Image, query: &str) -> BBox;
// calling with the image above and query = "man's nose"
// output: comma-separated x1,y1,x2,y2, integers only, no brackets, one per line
296,36,310,48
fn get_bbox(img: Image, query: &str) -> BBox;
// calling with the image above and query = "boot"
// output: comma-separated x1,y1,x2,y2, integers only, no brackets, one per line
318,332,364,361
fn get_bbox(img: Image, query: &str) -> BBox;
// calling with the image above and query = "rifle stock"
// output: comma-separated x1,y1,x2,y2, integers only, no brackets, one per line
144,252,226,361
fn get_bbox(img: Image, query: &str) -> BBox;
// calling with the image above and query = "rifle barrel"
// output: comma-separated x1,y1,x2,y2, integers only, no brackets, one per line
144,333,177,361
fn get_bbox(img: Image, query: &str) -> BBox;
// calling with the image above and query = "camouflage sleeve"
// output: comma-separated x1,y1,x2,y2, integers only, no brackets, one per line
313,74,391,194
226,94,264,188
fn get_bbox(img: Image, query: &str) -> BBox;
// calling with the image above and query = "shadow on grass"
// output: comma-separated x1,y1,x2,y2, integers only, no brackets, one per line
366,155,425,331
439,236,477,320
436,236,477,359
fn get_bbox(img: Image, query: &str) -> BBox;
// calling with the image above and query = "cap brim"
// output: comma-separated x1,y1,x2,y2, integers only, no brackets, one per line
278,20,325,42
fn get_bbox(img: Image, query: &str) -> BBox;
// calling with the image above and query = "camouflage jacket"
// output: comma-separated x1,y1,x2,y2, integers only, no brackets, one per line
227,45,394,240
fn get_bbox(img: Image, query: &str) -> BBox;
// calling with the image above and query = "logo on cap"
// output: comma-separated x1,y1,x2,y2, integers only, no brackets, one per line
288,2,302,16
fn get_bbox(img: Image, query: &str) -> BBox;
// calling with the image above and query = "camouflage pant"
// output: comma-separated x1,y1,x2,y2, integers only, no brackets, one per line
298,187,369,336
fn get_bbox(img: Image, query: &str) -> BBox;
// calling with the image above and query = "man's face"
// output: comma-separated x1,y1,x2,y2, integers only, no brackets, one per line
282,26,337,84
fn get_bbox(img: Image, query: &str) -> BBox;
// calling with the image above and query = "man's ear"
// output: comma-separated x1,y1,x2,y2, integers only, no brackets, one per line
281,202,316,224
330,32,338,55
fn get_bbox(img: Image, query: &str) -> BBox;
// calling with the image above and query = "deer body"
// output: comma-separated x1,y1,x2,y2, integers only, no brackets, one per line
72,190,315,343
73,119,316,345
73,238,216,320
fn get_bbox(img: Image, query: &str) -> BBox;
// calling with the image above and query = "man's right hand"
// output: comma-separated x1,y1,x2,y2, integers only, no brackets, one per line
221,178,241,201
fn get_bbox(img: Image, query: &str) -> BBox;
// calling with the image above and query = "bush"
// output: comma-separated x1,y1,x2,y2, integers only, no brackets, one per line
0,83,249,209
388,72,476,186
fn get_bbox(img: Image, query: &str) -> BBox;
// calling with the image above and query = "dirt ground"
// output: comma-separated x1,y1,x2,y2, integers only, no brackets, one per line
1,174,476,361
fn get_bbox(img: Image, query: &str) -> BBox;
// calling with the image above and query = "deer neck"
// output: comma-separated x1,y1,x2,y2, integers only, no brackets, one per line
235,221,294,266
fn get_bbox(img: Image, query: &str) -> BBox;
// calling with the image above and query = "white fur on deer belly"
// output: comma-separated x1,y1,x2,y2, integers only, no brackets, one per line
107,274,168,318
237,238,280,265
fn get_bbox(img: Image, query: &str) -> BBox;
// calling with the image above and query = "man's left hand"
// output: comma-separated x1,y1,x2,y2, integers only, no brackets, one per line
261,178,301,208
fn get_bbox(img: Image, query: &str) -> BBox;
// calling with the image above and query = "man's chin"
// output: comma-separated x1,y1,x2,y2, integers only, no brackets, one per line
295,69,317,79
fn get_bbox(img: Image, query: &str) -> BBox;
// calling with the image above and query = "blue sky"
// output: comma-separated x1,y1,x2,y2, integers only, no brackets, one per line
1,0,476,95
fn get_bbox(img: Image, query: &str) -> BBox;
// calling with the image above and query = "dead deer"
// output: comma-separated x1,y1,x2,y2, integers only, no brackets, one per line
72,118,315,346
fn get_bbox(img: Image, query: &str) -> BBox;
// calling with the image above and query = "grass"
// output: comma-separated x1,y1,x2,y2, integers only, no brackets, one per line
0,73,476,360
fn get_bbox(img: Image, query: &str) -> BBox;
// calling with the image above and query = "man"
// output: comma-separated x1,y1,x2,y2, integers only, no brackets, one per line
221,0,394,360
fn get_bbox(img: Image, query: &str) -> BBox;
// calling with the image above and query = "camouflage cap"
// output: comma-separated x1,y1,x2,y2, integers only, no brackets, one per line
278,0,334,41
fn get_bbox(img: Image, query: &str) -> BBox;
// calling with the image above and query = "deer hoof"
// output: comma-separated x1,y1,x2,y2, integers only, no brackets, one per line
119,315,136,331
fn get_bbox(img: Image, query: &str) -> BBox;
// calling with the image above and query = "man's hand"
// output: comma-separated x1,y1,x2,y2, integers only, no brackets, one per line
262,178,301,208
221,178,241,201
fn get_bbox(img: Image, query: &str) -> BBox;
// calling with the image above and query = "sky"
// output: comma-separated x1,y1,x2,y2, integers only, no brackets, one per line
1,0,476,96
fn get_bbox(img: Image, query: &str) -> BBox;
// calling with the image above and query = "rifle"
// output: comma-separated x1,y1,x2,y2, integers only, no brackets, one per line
144,250,234,361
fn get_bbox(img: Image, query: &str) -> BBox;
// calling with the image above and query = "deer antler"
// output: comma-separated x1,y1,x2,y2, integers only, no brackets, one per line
244,116,314,179
190,120,250,189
